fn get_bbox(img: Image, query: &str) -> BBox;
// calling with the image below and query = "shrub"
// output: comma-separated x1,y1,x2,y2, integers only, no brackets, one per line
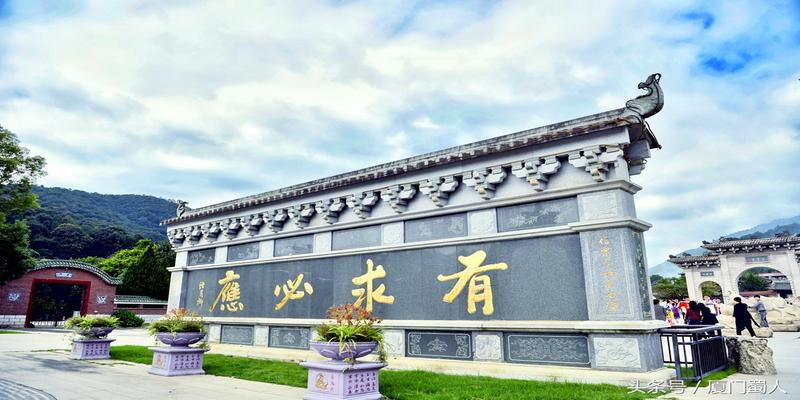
148,308,204,334
64,315,119,331
112,309,145,328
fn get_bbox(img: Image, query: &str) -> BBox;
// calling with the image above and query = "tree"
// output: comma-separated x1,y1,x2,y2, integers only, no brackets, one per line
650,274,664,285
738,271,770,291
98,240,150,277
700,281,722,297
51,223,91,259
118,241,172,299
0,125,46,284
651,276,688,300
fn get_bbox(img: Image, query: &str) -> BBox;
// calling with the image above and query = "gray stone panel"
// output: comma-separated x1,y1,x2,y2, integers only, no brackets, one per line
496,198,579,232
269,326,310,349
589,333,663,372
405,213,467,243
332,225,382,251
406,331,472,360
227,242,259,262
580,228,649,320
188,249,215,266
472,332,503,361
274,235,314,257
631,231,653,319
182,235,588,321
220,325,254,345
504,333,590,367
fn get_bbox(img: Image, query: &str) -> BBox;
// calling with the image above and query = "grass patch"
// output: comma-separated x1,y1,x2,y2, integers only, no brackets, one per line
665,365,737,387
111,345,660,399
0,330,27,334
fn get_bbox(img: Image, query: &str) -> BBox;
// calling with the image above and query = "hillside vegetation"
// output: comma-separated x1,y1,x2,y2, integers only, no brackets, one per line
8,186,176,259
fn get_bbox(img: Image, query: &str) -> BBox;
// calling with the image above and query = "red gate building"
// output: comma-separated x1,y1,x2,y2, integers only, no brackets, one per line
0,260,120,327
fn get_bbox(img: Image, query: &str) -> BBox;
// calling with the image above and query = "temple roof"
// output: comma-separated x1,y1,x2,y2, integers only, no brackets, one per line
667,255,721,268
34,259,122,285
114,295,167,305
702,236,800,253
161,74,664,226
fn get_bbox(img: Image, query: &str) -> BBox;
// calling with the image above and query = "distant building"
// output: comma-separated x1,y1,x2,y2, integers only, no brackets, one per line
0,260,169,327
114,295,167,322
0,260,120,327
669,236,800,301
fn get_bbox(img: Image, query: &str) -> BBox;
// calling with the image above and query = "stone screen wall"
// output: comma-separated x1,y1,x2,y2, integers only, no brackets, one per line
183,234,587,321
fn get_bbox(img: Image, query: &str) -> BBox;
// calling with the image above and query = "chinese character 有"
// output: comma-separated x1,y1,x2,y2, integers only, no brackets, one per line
437,250,508,316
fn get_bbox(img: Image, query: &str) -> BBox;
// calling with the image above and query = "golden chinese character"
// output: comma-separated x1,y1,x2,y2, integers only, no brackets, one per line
599,237,610,245
351,259,394,312
608,301,619,312
196,281,206,307
209,270,245,312
437,250,508,316
274,273,314,311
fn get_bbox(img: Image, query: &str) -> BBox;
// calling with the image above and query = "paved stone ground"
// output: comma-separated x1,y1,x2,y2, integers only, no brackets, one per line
661,332,798,400
0,329,306,400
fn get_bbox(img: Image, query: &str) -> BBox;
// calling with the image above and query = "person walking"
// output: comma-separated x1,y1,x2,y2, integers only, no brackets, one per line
653,299,666,321
699,303,719,325
703,295,718,315
733,296,758,336
754,295,769,328
686,301,702,325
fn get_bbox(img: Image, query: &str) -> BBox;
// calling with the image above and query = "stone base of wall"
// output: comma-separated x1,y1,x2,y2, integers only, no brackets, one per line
0,315,26,327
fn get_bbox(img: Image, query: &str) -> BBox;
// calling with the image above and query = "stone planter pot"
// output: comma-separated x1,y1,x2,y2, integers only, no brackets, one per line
154,332,206,347
75,327,115,339
310,341,378,361
72,338,115,360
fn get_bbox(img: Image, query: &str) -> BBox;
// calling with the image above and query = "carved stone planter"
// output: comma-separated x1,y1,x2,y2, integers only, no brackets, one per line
310,341,377,361
300,360,386,400
148,346,209,376
155,332,206,346
72,338,115,360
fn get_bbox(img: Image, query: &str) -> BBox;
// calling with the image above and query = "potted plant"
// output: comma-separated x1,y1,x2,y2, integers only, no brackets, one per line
311,303,387,362
64,315,119,360
65,315,119,339
148,308,206,346
147,308,209,377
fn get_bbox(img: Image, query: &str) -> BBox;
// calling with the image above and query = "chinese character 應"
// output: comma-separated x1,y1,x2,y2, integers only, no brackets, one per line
209,270,245,312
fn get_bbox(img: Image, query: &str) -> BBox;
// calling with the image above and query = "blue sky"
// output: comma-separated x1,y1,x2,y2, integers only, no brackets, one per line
0,0,798,267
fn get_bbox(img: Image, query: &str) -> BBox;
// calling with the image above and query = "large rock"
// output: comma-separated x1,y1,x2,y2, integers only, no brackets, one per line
725,337,777,375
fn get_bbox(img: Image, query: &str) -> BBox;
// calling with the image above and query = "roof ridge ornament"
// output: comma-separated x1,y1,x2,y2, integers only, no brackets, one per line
622,73,663,123
176,200,190,217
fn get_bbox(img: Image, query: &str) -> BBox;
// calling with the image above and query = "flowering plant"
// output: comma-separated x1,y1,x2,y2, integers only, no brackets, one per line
148,308,204,335
313,304,387,362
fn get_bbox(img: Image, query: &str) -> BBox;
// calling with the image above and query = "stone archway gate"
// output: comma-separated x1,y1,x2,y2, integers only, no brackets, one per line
669,236,800,303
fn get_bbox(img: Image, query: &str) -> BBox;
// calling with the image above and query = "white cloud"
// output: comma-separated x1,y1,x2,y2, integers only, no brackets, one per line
0,0,798,268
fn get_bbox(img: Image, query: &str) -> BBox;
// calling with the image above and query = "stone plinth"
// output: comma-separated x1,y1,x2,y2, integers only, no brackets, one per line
71,338,115,360
148,346,209,376
725,337,777,375
299,361,386,400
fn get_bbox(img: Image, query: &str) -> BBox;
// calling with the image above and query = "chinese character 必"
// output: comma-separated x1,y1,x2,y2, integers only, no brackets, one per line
209,270,245,312
274,273,314,311
437,250,507,316
352,259,394,312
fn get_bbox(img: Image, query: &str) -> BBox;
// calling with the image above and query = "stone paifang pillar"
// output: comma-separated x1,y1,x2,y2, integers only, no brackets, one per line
159,73,672,385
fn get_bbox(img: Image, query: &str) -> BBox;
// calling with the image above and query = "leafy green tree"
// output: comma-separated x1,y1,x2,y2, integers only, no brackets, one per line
650,274,663,285
651,276,688,299
98,240,151,277
738,271,770,291
0,125,46,284
700,281,722,297
118,241,172,299
77,256,105,266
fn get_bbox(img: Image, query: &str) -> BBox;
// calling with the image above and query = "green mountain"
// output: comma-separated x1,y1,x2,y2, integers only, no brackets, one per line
8,186,176,259
649,215,800,278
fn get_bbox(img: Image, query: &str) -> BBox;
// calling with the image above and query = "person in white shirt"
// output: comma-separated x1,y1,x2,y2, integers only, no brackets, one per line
703,295,718,315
